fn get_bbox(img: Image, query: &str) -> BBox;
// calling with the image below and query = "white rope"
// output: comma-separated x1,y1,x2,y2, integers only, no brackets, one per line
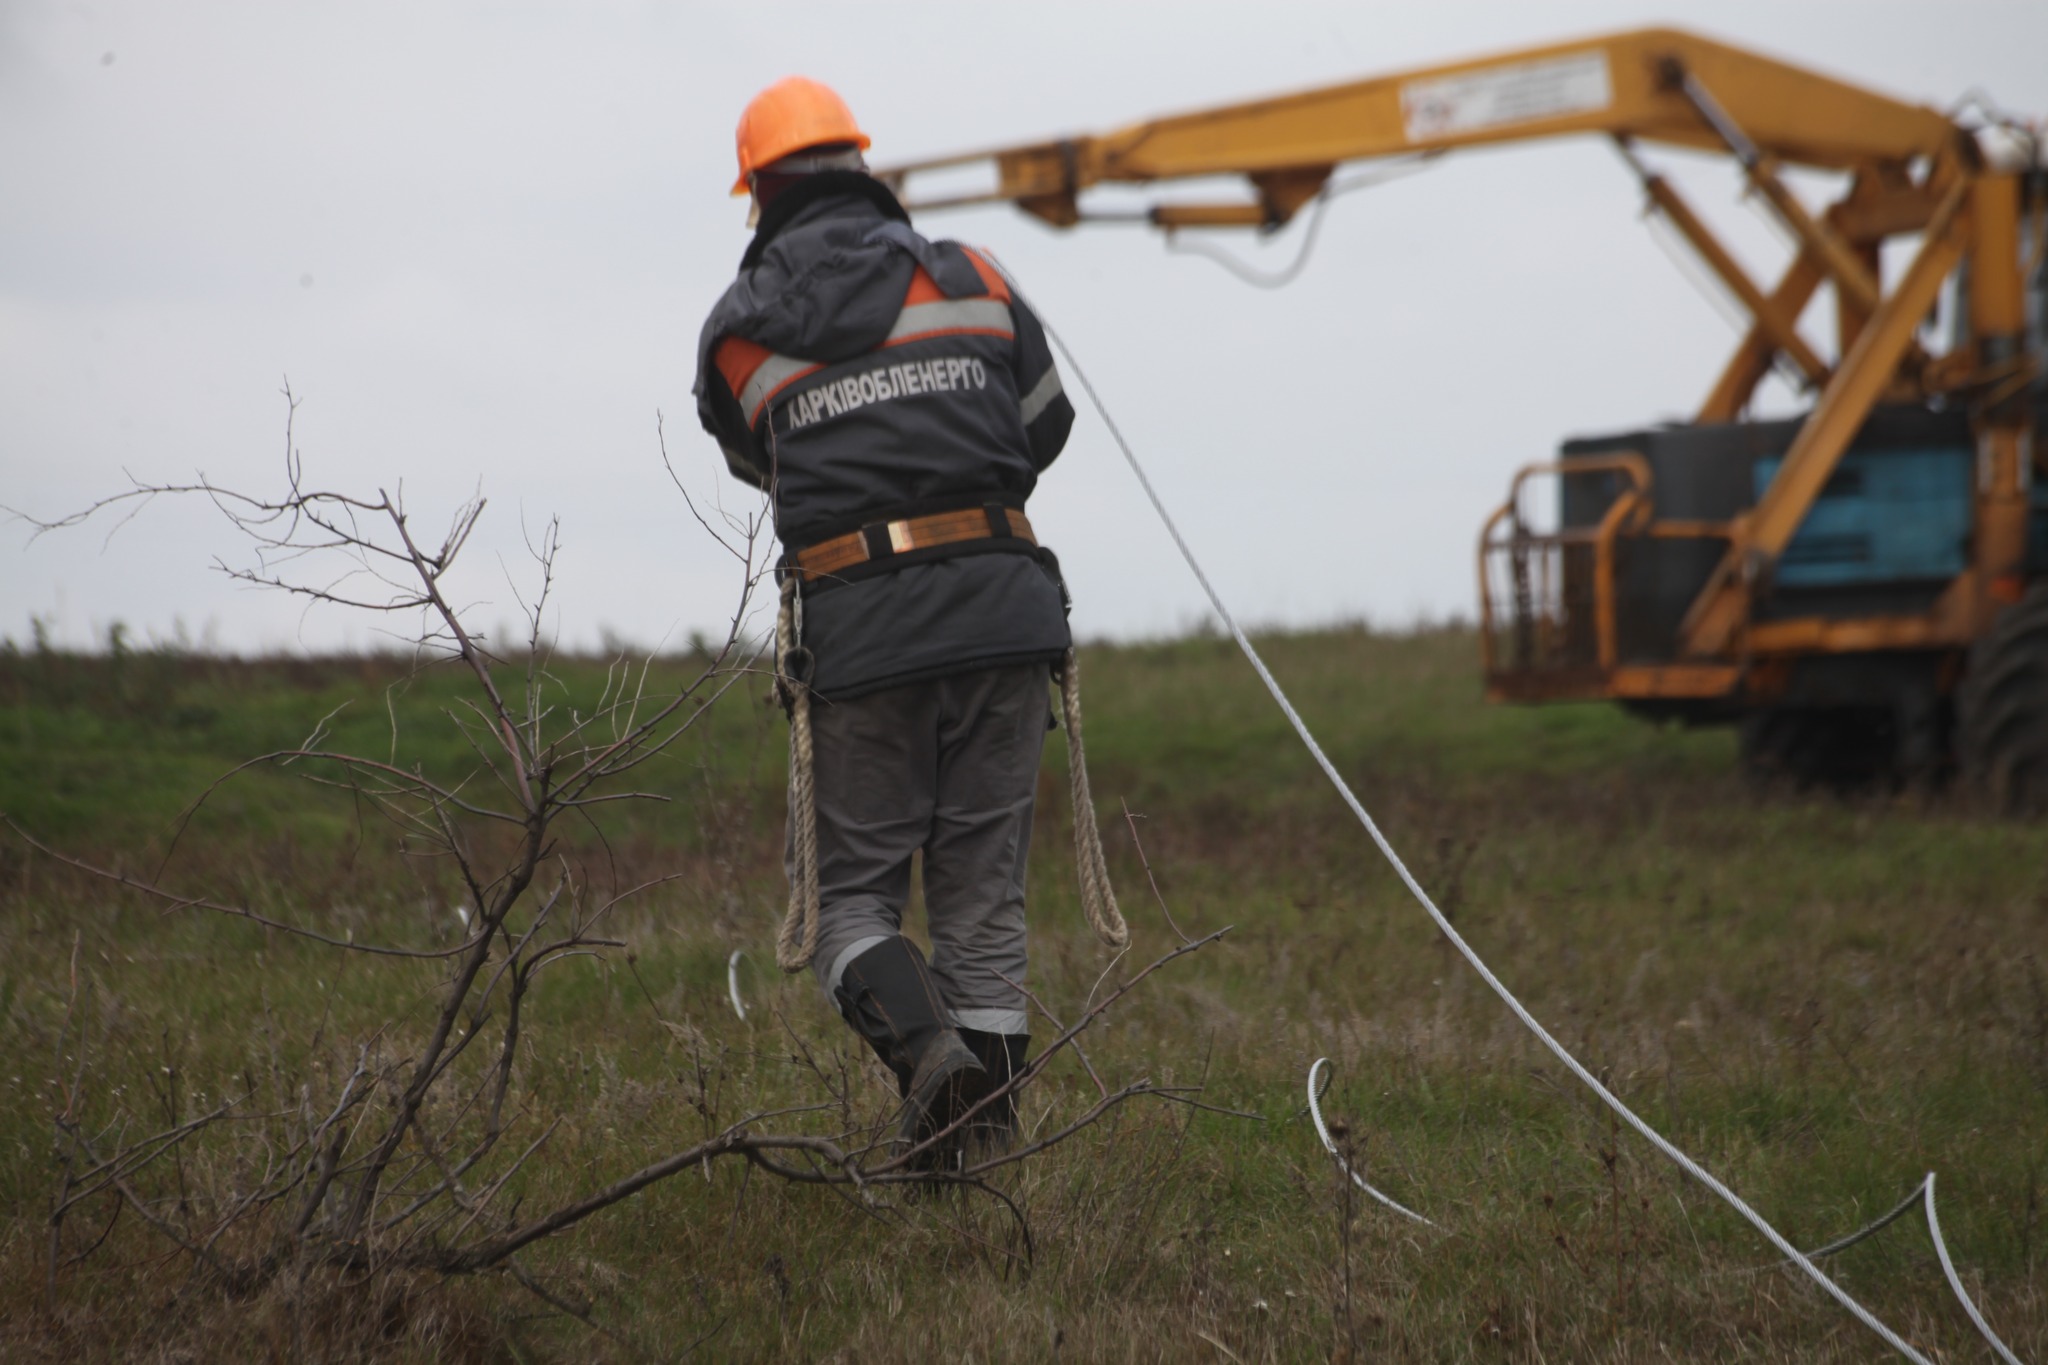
1306,1058,1439,1229
1033,310,1945,1365
1924,1173,2025,1365
727,949,749,1022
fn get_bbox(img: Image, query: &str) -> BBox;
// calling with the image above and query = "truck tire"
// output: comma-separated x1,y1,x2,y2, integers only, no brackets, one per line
1739,707,1893,790
1958,585,2048,813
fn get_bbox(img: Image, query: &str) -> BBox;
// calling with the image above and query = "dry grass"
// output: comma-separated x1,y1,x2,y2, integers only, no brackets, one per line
1,628,2044,1361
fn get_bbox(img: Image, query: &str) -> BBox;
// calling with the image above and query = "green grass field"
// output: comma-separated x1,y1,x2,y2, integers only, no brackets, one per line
1,629,2043,1362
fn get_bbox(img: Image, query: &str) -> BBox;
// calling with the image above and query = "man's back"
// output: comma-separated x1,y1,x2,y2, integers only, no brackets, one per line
695,170,1075,701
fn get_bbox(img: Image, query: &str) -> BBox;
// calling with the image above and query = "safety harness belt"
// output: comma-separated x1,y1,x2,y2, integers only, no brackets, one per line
785,503,1036,586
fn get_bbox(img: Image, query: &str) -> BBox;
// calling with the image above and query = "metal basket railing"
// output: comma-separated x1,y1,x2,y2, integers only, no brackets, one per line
1478,453,1652,679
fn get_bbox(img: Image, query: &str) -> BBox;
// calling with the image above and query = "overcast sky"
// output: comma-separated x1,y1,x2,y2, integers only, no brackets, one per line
5,1,2045,654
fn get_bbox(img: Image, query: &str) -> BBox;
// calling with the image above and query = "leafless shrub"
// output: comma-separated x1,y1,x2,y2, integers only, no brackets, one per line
10,390,1237,1346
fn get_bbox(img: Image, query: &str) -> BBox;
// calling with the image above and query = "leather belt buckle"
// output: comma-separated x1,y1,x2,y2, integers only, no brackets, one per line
794,503,1036,588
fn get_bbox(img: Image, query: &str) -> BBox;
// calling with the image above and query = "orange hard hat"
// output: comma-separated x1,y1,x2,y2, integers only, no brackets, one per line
731,76,871,196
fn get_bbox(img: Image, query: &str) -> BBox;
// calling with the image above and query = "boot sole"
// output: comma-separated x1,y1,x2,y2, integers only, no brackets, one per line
897,1050,986,1155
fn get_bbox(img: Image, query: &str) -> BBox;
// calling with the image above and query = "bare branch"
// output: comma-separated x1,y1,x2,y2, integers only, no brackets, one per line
1122,800,1194,946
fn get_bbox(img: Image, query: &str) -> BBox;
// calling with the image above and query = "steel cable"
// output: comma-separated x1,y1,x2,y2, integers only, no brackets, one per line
1306,1058,1439,1228
1003,281,1944,1364
1800,1177,1929,1262
728,949,749,1021
1925,1173,2025,1365
1786,1174,2027,1363
1163,155,1440,288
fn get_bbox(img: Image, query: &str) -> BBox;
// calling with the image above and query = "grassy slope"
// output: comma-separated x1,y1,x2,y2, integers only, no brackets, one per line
0,631,2043,1362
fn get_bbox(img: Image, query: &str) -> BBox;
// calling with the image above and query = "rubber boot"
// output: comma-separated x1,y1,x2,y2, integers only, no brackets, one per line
956,1028,1029,1153
833,937,985,1155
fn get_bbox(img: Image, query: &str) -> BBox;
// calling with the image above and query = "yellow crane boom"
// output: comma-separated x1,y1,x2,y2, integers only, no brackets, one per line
881,29,1962,229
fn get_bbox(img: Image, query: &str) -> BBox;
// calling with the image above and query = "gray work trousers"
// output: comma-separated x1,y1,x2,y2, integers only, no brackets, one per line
799,664,1050,1036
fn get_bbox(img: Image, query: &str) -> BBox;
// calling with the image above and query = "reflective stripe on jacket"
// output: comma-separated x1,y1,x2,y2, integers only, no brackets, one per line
717,253,1017,431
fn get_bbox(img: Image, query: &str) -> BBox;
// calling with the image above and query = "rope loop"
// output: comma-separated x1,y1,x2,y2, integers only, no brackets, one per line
1059,647,1128,951
775,576,821,973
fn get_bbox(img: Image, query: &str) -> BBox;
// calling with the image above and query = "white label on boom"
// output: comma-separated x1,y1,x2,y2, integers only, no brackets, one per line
1401,51,1612,141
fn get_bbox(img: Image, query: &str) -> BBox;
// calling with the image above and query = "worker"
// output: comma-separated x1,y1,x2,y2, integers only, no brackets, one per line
692,76,1079,1157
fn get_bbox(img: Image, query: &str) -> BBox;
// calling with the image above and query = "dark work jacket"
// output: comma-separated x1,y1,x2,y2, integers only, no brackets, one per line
693,174,1077,699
